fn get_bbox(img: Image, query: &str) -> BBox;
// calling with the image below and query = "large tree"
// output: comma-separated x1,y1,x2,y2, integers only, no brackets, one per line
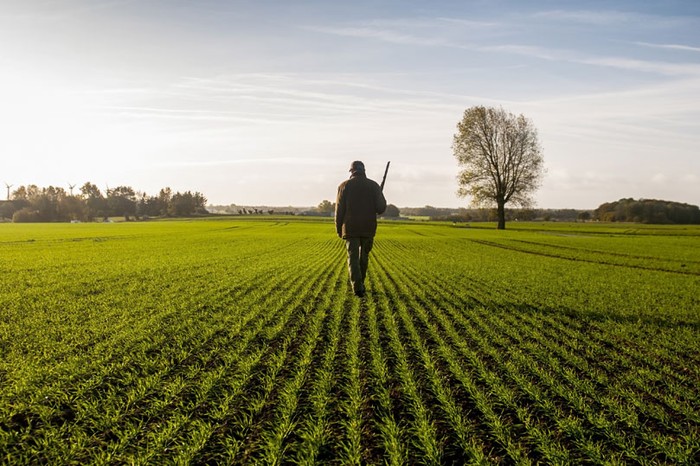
317,199,335,214
80,182,105,220
106,186,137,219
168,191,208,217
452,106,545,229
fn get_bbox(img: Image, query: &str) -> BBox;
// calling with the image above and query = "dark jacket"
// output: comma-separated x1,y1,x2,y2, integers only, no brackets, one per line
335,172,387,238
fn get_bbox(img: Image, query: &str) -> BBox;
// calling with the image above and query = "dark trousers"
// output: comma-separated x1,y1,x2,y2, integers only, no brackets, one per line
345,237,374,293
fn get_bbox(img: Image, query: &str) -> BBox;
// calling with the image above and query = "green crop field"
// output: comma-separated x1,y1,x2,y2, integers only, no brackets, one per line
0,218,698,465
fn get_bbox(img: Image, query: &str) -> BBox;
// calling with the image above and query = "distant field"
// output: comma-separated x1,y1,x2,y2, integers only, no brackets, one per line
0,218,698,464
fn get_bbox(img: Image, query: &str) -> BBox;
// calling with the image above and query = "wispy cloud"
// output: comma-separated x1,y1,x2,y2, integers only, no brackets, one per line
153,157,330,169
436,17,501,28
482,44,557,60
307,15,700,79
95,105,281,125
577,56,700,76
634,41,700,53
88,72,472,129
531,9,696,28
303,25,450,48
532,9,643,25
303,16,503,51
471,41,700,77
522,77,700,162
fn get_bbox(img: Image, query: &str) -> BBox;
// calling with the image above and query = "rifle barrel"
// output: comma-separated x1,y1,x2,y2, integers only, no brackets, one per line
380,161,391,191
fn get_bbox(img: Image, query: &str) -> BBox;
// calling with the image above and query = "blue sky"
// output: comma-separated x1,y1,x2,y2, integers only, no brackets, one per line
1,0,699,208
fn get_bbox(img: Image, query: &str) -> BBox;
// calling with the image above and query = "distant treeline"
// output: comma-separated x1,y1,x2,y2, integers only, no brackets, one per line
0,183,207,222
207,204,307,216
402,199,700,224
401,206,592,222
593,198,700,224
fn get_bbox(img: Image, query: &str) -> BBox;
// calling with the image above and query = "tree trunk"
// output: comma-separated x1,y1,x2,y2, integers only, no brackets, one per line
497,200,506,230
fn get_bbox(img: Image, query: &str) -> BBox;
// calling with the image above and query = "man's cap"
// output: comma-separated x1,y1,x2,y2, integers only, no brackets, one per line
349,161,365,173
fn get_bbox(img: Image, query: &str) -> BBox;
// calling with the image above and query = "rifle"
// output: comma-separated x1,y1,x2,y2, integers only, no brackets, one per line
380,161,390,191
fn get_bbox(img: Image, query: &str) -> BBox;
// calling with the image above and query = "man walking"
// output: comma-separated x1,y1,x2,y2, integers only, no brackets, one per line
335,161,387,297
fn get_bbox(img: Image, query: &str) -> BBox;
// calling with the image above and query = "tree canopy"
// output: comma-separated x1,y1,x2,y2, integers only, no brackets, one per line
595,198,700,224
380,204,401,218
453,106,545,229
317,200,335,214
2,184,207,222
